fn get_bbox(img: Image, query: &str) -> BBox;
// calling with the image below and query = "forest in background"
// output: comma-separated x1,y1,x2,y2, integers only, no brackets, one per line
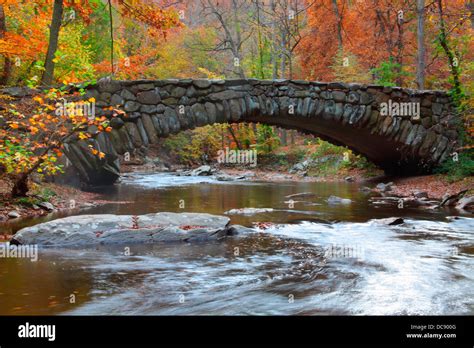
0,0,473,198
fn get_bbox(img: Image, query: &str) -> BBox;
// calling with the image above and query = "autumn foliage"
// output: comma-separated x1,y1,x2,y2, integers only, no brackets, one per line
0,88,115,196
0,0,472,197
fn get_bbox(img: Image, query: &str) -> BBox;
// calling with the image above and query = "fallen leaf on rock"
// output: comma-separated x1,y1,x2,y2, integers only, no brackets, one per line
253,222,274,230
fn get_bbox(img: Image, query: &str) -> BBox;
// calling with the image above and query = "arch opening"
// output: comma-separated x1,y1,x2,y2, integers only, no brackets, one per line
61,79,458,185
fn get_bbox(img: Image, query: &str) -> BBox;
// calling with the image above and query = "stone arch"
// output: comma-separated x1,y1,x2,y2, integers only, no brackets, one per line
62,79,460,185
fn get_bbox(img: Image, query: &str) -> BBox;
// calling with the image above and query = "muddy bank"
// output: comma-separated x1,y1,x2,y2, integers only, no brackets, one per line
218,167,374,183
0,180,127,228
388,175,474,200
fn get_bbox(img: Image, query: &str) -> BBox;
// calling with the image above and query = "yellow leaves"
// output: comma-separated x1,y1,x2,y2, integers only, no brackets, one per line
2,88,104,180
78,132,89,140
88,97,96,103
29,126,39,135
33,96,44,104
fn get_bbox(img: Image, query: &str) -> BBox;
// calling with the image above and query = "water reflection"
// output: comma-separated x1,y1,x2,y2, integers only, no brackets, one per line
0,173,472,315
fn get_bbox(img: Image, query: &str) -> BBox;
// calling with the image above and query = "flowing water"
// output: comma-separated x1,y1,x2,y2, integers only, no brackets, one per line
0,173,473,315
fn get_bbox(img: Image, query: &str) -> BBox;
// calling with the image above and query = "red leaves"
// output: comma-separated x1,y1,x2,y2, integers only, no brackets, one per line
0,234,12,242
131,215,139,229
179,225,205,230
253,222,274,230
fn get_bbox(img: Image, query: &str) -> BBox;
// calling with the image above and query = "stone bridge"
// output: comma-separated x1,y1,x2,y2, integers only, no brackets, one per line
61,78,459,185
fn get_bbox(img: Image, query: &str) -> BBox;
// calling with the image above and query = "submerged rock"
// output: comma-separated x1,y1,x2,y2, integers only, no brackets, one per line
226,225,256,235
11,212,242,247
285,192,317,199
216,174,235,181
327,195,352,204
373,217,405,226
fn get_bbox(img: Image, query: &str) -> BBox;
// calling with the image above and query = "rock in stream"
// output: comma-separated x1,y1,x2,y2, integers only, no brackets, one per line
11,212,244,247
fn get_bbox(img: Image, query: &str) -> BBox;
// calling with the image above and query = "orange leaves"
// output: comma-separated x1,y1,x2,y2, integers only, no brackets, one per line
0,2,50,62
1,87,108,180
0,32,42,60
33,96,44,104
52,148,63,157
29,126,39,135
64,0,96,23
88,145,105,159
93,53,156,80
297,0,473,89
116,0,183,36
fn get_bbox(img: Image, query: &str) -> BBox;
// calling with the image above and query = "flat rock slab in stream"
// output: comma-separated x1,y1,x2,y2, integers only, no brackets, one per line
225,208,274,215
285,192,318,199
327,195,352,204
11,212,236,247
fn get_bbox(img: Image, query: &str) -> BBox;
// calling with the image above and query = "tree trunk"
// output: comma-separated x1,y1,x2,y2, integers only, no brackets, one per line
280,129,287,146
436,0,462,103
231,0,245,78
416,0,426,89
0,4,11,86
41,0,64,87
270,0,278,79
108,0,115,76
396,17,404,86
255,0,265,79
468,0,474,28
228,125,242,150
332,0,343,50
12,174,29,198
280,32,286,78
